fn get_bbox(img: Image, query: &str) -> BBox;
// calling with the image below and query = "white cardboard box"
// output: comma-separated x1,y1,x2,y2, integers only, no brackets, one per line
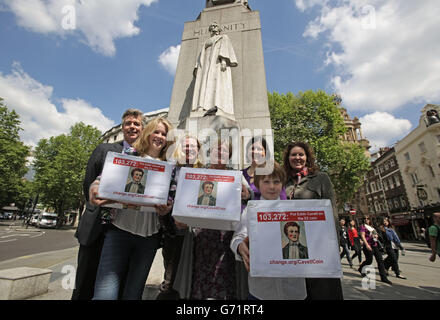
247,199,342,278
172,167,242,230
98,152,173,206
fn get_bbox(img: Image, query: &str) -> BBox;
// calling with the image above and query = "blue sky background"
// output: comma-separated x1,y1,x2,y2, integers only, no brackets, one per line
0,0,438,151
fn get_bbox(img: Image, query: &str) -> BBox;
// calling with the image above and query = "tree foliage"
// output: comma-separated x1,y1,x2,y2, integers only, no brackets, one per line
33,122,101,225
0,98,30,208
268,90,370,209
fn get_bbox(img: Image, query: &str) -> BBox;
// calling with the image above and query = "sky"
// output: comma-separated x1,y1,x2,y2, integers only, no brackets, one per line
0,0,439,152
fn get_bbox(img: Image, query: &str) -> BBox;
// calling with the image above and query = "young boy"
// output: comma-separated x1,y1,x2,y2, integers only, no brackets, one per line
230,162,307,300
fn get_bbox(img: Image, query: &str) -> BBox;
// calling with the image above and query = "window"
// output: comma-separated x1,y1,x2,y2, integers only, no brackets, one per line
371,182,377,192
410,172,419,185
374,201,380,212
390,159,395,167
400,196,406,208
384,179,389,191
393,175,400,187
387,199,393,209
394,198,400,209
404,152,410,161
418,142,427,153
379,165,384,173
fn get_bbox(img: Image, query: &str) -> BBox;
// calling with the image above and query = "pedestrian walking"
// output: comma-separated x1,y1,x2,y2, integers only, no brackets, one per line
358,216,392,285
379,218,406,279
428,212,440,262
339,218,353,268
348,219,362,266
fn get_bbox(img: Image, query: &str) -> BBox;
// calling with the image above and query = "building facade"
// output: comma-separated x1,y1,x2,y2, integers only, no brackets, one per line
363,147,413,239
394,104,440,239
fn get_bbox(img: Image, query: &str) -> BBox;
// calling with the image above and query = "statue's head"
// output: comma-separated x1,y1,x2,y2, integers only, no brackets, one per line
209,22,221,35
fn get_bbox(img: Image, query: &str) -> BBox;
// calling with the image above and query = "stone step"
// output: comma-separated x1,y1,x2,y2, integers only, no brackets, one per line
0,267,52,300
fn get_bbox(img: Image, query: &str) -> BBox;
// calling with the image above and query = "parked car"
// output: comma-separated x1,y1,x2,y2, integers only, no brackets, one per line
37,212,58,228
3,212,13,220
30,214,40,226
0,212,4,220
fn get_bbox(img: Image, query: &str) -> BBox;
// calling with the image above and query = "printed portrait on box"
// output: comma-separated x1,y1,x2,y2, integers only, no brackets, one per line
280,221,309,259
197,180,217,206
125,167,147,195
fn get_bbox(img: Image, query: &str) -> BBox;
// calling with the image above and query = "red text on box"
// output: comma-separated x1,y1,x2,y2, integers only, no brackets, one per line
113,157,165,172
257,211,326,222
185,173,235,183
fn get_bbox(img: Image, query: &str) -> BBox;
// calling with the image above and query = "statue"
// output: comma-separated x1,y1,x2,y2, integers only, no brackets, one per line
206,0,248,8
192,22,238,118
426,109,440,125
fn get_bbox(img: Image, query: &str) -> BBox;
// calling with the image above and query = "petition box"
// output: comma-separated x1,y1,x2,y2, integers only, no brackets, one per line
172,167,242,230
247,199,342,278
98,152,173,206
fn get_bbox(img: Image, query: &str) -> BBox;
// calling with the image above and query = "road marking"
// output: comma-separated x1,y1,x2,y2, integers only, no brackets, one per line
30,232,45,238
0,239,17,243
0,234,30,239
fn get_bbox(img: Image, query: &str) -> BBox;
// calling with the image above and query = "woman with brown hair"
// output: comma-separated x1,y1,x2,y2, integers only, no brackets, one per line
282,141,343,300
156,134,204,300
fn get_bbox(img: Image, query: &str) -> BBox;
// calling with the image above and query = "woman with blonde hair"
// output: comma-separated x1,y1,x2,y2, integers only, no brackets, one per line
133,117,173,160
90,117,174,300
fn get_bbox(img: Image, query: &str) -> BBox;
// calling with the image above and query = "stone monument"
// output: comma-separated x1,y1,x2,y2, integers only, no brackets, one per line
167,0,273,168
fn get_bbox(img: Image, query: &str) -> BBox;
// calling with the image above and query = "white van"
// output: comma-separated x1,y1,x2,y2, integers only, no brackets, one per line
38,212,58,228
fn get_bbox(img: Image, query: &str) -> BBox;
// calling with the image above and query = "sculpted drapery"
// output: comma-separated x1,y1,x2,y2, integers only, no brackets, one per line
191,23,238,116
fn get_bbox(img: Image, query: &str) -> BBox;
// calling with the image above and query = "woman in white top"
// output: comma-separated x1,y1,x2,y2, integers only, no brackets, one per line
230,162,307,300
90,117,173,300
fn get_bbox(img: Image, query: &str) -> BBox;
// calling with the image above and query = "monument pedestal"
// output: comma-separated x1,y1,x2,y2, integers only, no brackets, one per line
168,3,273,168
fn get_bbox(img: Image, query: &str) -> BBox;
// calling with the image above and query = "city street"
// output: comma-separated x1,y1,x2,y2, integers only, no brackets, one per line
0,222,438,300
0,220,78,262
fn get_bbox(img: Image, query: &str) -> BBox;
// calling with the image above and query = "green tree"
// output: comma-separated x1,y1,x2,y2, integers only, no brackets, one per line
33,122,101,226
268,90,370,208
0,98,30,208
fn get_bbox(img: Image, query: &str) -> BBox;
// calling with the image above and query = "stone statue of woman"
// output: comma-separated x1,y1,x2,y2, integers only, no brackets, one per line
191,22,238,118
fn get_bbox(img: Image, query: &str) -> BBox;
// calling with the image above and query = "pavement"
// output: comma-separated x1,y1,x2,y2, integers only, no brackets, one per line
0,240,438,300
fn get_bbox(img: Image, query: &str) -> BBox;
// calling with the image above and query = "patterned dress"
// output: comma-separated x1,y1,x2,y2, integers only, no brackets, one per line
190,228,236,300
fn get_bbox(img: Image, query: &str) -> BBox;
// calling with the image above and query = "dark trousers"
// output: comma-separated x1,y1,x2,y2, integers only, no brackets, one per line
340,243,353,266
71,232,105,300
156,234,185,300
359,245,388,281
350,238,362,264
305,278,344,300
384,247,400,276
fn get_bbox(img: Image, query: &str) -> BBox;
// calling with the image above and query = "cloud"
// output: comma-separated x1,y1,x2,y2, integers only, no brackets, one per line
0,62,115,146
158,45,181,75
359,112,412,150
298,0,440,112
3,0,158,56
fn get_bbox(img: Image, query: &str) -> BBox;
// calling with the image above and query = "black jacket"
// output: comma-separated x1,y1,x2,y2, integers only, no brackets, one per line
74,142,124,246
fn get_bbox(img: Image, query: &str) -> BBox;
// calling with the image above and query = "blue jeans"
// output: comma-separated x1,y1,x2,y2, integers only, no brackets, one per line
93,227,160,300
